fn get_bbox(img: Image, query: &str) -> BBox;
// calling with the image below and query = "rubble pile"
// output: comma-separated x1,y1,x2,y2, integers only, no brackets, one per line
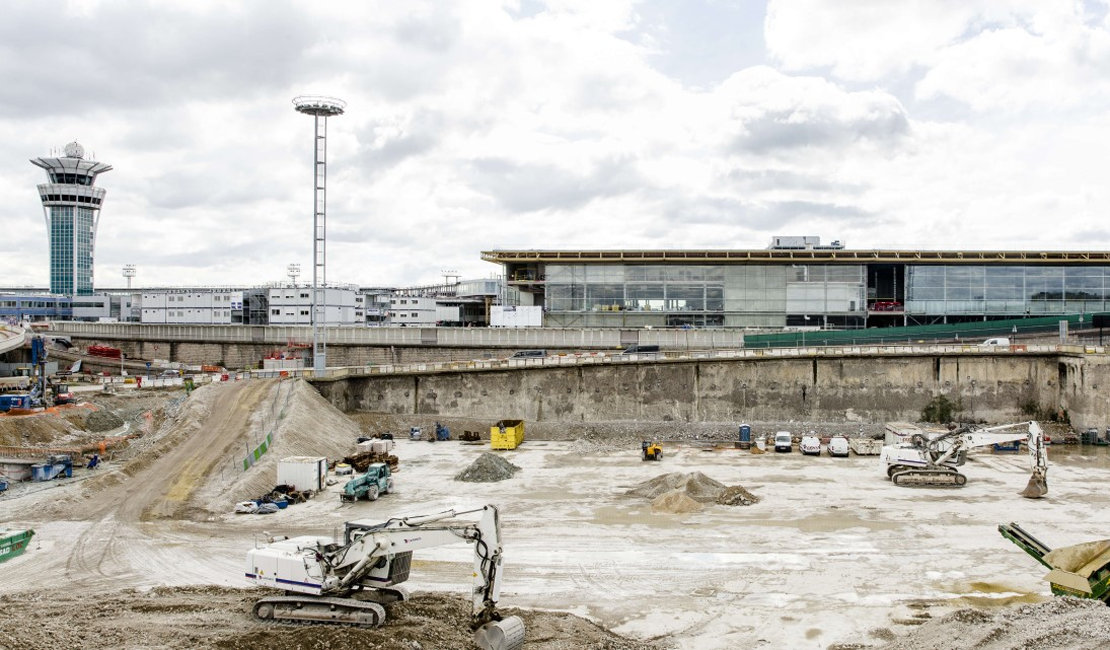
716,485,759,506
876,597,1110,650
455,453,521,483
84,408,125,433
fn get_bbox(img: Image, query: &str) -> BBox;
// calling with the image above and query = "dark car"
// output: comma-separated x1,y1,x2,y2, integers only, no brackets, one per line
510,349,547,359
620,345,660,355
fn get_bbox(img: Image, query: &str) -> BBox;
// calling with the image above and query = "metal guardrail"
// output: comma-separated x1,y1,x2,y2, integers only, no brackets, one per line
45,321,742,350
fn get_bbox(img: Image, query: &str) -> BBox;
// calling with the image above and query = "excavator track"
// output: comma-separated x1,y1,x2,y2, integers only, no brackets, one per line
253,595,386,627
891,468,967,488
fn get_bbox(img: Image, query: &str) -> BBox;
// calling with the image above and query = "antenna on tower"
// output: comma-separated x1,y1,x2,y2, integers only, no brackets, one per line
122,264,137,289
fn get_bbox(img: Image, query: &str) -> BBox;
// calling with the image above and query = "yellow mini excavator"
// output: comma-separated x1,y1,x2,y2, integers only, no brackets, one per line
641,441,662,461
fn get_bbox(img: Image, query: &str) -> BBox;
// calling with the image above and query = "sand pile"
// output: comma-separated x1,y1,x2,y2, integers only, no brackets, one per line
876,597,1110,650
213,379,366,506
716,485,759,506
626,472,726,503
652,490,704,513
455,453,521,482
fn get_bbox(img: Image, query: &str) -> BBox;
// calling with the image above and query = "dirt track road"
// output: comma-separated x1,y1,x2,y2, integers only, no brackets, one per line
0,380,277,593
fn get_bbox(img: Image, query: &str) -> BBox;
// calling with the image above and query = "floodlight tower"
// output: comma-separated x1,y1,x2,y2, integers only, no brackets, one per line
287,263,301,286
122,264,136,288
293,95,345,376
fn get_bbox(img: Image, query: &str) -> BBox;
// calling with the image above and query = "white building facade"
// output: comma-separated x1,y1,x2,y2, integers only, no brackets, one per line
140,289,243,324
266,286,363,325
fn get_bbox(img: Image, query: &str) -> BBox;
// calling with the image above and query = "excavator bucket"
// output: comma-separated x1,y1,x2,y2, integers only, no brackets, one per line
473,616,525,650
1020,471,1048,499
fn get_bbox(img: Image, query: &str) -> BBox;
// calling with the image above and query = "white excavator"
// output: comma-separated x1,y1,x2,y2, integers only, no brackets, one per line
880,420,1048,497
245,504,525,650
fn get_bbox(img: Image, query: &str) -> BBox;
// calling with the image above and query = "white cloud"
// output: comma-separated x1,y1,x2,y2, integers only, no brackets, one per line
3,0,1110,292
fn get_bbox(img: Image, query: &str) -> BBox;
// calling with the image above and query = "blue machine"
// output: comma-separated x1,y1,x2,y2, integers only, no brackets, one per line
435,422,450,441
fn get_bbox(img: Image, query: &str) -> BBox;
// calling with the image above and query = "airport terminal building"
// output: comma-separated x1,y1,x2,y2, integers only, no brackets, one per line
484,241,1110,329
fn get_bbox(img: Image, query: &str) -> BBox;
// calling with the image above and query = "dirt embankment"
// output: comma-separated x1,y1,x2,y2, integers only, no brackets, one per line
0,587,661,650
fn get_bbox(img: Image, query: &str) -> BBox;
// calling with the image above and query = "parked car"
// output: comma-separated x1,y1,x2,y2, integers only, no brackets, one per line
980,337,1011,347
510,349,547,359
774,431,793,453
620,345,660,355
827,436,850,457
800,434,821,456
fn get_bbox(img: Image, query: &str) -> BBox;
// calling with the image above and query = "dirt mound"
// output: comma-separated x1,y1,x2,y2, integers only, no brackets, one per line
716,485,759,506
0,586,658,650
85,408,125,432
877,597,1110,650
652,489,704,513
0,411,83,446
455,453,521,482
202,379,365,509
626,471,726,503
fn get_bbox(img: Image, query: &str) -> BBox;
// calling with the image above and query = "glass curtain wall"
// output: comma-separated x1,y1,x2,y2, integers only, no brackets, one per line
544,264,864,327
906,265,1110,316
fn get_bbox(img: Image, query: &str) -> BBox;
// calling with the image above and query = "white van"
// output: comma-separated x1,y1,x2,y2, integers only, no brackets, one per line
827,436,850,457
800,435,821,456
774,431,793,453
980,337,1010,347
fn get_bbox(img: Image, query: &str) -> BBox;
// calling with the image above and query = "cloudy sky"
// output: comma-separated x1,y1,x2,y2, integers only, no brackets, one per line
3,0,1110,289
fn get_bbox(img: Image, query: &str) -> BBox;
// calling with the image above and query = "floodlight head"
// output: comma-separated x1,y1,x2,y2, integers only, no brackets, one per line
293,95,346,117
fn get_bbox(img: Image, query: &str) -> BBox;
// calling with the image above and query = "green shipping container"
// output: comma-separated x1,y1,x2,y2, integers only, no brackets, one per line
0,528,34,564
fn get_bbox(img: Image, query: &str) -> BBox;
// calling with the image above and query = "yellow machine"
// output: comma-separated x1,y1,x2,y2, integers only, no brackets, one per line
641,441,662,461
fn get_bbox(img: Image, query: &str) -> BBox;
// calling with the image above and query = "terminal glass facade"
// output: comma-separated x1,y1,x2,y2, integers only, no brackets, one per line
543,263,866,328
906,265,1110,316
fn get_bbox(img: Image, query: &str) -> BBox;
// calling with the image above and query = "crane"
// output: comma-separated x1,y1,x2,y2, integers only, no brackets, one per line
880,421,1048,497
245,503,524,650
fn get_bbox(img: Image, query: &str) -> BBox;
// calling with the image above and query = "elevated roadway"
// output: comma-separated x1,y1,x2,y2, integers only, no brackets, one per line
0,325,26,356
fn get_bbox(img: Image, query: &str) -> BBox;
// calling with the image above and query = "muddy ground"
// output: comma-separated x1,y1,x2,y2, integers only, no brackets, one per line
2,379,1109,650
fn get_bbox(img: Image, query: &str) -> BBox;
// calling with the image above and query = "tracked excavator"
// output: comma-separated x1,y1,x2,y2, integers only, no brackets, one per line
880,421,1048,497
245,504,525,650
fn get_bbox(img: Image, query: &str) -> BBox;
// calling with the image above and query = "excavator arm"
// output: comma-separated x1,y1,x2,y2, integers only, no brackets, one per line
245,504,524,650
883,421,1048,496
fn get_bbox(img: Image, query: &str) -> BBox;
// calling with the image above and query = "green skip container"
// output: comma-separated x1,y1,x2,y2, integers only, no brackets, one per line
0,528,35,564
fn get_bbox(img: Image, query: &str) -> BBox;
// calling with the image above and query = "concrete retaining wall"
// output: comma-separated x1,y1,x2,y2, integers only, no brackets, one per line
313,353,1110,428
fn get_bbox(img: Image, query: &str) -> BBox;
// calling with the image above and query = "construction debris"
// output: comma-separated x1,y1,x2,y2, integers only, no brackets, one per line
454,453,521,483
716,485,759,506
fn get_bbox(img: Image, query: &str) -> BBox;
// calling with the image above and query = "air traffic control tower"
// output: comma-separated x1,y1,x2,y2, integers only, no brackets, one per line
31,142,112,296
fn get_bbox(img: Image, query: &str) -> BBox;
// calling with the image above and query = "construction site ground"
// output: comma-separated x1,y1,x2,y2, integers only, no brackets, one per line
2,379,1110,650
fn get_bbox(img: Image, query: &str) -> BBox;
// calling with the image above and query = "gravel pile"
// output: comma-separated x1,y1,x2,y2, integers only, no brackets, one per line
876,597,1110,650
454,453,521,483
85,408,125,432
626,471,726,503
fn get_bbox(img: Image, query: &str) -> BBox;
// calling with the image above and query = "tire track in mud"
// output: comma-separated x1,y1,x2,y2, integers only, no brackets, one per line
54,380,276,591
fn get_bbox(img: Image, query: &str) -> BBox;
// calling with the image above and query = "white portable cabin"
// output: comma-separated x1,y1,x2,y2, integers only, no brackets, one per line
276,456,328,492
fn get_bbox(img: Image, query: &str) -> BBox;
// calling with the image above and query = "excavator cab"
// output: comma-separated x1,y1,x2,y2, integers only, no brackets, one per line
641,441,662,461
